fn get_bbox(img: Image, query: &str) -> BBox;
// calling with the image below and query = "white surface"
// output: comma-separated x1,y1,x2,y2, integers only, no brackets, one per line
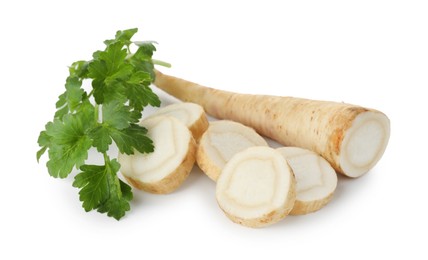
1,0,427,259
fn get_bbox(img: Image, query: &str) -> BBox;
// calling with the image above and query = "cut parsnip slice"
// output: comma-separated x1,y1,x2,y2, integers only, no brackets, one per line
277,147,337,215
118,116,196,194
197,120,268,181
145,102,208,141
216,146,296,228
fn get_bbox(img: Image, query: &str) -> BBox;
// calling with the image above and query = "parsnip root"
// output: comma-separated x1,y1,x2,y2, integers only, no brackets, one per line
145,102,208,141
197,120,268,181
216,146,296,228
154,70,390,178
277,147,337,215
118,116,196,194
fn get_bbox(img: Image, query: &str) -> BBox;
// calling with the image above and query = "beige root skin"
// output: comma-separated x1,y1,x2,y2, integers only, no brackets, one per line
154,70,390,178
188,113,209,142
291,193,334,215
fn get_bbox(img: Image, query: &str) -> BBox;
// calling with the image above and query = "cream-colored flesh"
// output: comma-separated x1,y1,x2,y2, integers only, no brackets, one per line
145,102,208,141
216,146,296,228
118,116,196,194
197,120,268,181
339,111,390,178
277,147,337,215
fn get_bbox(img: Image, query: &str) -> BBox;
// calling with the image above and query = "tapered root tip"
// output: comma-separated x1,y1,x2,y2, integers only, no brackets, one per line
340,111,390,177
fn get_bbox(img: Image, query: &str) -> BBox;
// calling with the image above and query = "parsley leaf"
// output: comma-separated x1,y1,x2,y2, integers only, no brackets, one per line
43,109,94,178
104,28,138,48
73,158,132,220
102,101,132,130
37,28,169,220
125,71,160,111
88,125,112,153
110,124,154,155
54,76,85,119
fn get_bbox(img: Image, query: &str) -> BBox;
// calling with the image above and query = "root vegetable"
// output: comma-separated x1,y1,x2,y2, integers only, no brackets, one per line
118,116,196,194
216,146,296,228
197,120,268,181
145,102,208,141
277,147,337,215
154,70,390,178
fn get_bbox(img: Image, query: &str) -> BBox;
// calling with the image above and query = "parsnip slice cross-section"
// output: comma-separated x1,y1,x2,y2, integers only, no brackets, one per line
216,146,296,228
118,116,196,194
197,120,268,181
277,147,337,215
145,102,208,141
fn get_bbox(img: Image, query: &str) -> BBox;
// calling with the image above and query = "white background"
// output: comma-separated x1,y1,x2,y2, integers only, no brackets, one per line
1,0,427,259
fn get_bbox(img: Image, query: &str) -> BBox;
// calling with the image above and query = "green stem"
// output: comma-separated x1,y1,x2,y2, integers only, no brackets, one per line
103,152,110,164
88,89,94,98
94,104,100,124
152,59,172,68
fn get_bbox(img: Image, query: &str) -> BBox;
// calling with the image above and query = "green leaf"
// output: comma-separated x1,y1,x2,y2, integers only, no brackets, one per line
37,130,51,147
73,164,110,212
110,124,154,155
36,146,48,162
73,159,132,220
104,63,133,85
102,101,131,129
54,102,69,119
89,43,131,105
99,42,128,75
94,81,127,105
69,60,89,78
65,76,85,111
126,43,157,79
89,101,144,153
104,28,138,47
44,110,94,178
54,77,84,119
91,79,107,104
36,131,51,162
125,72,160,110
88,59,108,80
77,98,96,129
119,179,133,202
89,125,112,153
97,171,133,220
129,110,142,124
46,135,92,178
55,92,67,109
133,42,157,59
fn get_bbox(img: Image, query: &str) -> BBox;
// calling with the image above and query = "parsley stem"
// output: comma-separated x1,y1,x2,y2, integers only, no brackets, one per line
94,104,100,124
152,59,171,68
103,152,110,163
88,89,94,98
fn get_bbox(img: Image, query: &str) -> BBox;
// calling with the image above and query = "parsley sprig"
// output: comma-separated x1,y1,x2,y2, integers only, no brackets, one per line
37,28,168,220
